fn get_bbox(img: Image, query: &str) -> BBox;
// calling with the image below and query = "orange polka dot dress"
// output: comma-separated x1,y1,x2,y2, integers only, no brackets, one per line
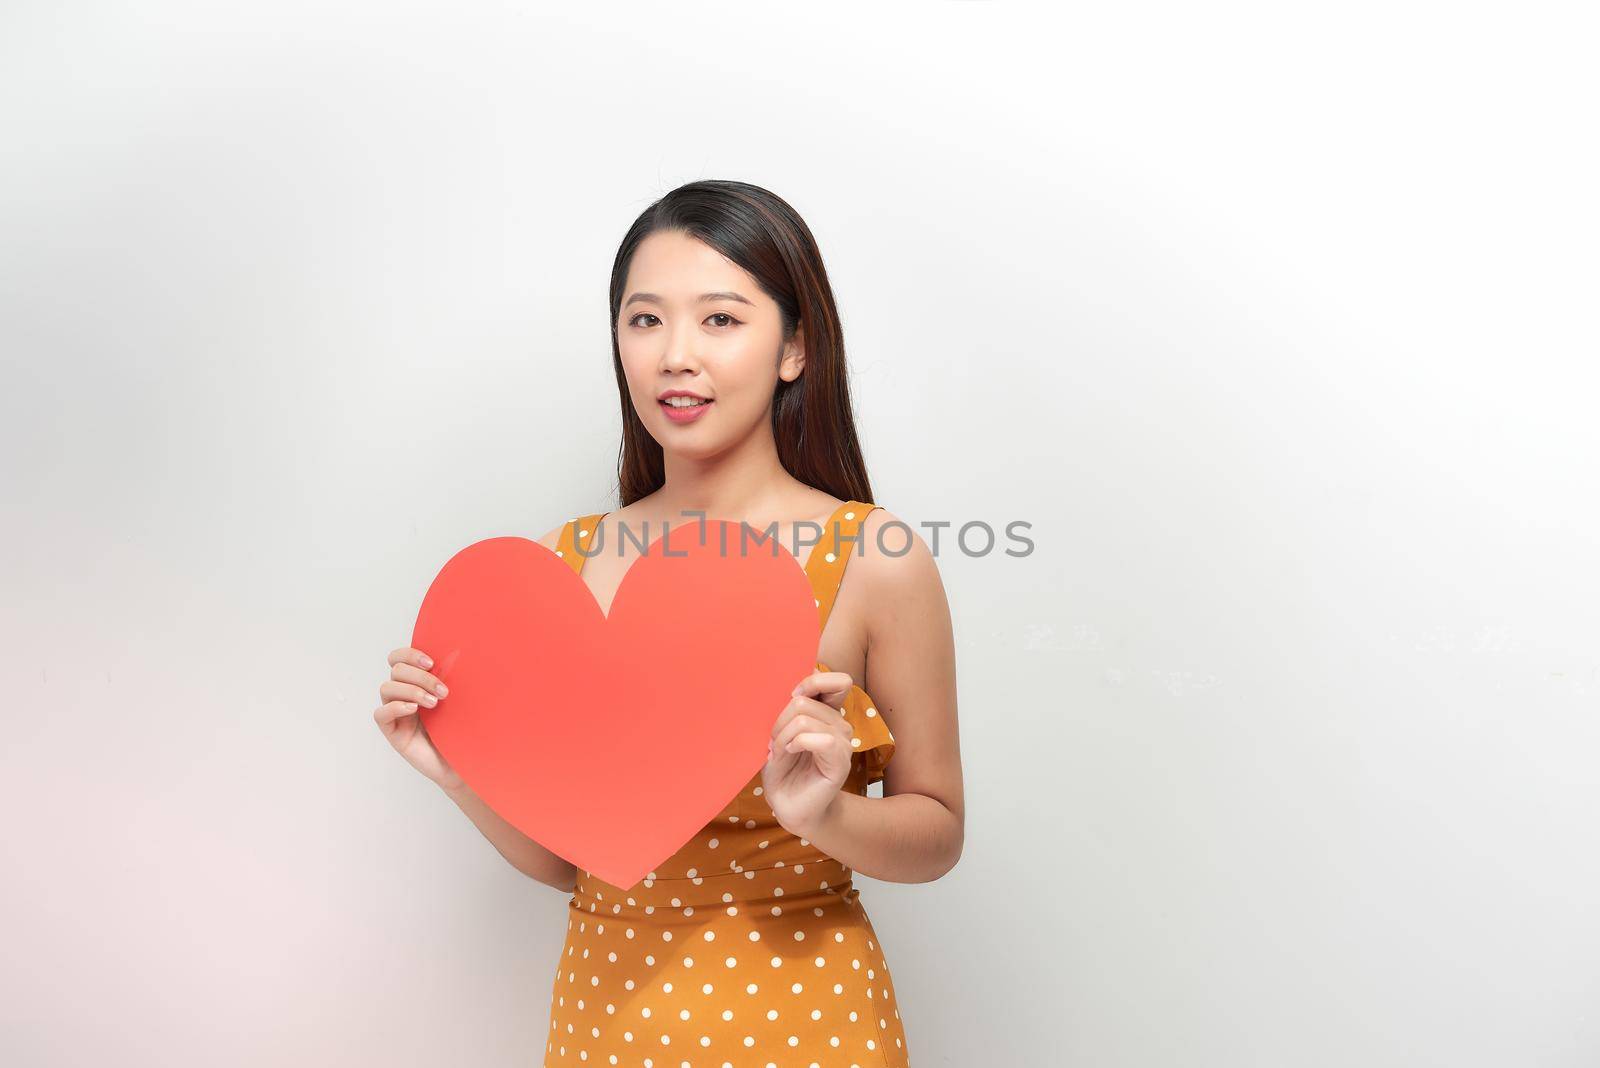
543,500,911,1067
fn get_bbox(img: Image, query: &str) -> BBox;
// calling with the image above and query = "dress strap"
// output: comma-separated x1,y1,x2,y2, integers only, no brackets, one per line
554,512,608,576
805,500,879,634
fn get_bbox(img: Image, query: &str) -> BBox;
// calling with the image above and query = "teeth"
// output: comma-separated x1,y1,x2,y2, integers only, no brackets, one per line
663,396,709,408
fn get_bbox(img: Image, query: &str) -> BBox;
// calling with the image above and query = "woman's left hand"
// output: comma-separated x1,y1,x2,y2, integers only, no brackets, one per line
762,669,856,838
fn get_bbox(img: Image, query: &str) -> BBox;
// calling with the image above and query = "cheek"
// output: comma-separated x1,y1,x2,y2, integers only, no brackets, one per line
708,344,780,395
616,335,644,368
617,348,655,393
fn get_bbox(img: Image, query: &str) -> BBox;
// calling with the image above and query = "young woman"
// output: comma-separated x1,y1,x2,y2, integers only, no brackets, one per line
374,180,964,1066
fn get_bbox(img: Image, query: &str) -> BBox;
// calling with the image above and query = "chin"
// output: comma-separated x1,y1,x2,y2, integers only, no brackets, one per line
657,437,728,462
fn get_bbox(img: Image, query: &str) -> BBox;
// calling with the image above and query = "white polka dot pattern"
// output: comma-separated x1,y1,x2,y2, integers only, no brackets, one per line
544,502,909,1065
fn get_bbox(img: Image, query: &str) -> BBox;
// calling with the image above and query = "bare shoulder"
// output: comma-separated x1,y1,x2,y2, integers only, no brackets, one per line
857,505,940,578
853,506,952,634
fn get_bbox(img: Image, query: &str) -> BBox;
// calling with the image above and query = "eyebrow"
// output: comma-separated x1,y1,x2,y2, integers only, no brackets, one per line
623,291,755,308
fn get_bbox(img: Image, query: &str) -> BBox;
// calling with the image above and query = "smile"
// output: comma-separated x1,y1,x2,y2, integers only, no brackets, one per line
660,397,714,423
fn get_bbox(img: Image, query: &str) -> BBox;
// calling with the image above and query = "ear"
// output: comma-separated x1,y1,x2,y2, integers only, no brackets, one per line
778,325,806,383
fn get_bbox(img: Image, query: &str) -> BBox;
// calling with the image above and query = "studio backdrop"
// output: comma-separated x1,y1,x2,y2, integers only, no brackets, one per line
3,3,1596,1066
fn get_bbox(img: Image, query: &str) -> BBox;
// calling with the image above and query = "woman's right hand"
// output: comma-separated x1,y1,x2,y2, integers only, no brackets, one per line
374,646,464,793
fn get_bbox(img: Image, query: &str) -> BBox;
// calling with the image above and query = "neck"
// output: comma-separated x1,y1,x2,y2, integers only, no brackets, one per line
656,425,801,522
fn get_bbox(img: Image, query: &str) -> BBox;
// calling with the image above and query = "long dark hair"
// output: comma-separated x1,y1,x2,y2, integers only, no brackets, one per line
607,180,873,507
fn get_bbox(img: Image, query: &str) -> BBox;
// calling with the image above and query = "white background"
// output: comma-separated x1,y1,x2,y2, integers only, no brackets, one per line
3,2,1597,1065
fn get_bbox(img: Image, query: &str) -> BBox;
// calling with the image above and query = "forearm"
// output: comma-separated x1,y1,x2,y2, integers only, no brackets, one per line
441,781,577,892
793,790,962,884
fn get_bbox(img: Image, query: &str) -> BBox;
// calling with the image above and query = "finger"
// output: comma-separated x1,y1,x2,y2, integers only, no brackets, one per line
379,679,442,708
392,661,449,699
770,693,848,738
782,730,845,759
373,700,420,727
791,670,851,710
388,646,437,672
774,711,850,753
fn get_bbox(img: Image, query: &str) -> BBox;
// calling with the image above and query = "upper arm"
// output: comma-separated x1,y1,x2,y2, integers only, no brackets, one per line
856,509,964,831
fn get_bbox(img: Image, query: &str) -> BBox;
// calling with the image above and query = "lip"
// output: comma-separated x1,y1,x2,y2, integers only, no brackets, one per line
658,394,714,424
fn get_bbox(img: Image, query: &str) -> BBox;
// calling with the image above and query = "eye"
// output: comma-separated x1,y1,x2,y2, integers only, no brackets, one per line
625,311,742,329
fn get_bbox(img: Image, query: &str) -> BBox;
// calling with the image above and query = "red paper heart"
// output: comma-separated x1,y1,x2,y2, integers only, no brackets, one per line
410,520,819,888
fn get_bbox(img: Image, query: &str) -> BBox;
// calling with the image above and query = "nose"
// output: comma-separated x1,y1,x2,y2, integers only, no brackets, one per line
658,326,702,374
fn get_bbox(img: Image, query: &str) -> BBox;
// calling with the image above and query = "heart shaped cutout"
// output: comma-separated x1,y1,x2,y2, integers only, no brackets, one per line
410,520,820,888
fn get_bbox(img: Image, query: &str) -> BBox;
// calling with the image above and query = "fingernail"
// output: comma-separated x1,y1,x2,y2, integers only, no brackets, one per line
420,654,433,669
436,683,449,697
422,693,437,706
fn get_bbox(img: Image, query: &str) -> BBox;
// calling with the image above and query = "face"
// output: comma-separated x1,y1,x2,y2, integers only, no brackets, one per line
616,229,804,459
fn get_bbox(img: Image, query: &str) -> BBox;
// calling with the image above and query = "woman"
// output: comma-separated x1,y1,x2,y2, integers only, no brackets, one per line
374,180,964,1066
